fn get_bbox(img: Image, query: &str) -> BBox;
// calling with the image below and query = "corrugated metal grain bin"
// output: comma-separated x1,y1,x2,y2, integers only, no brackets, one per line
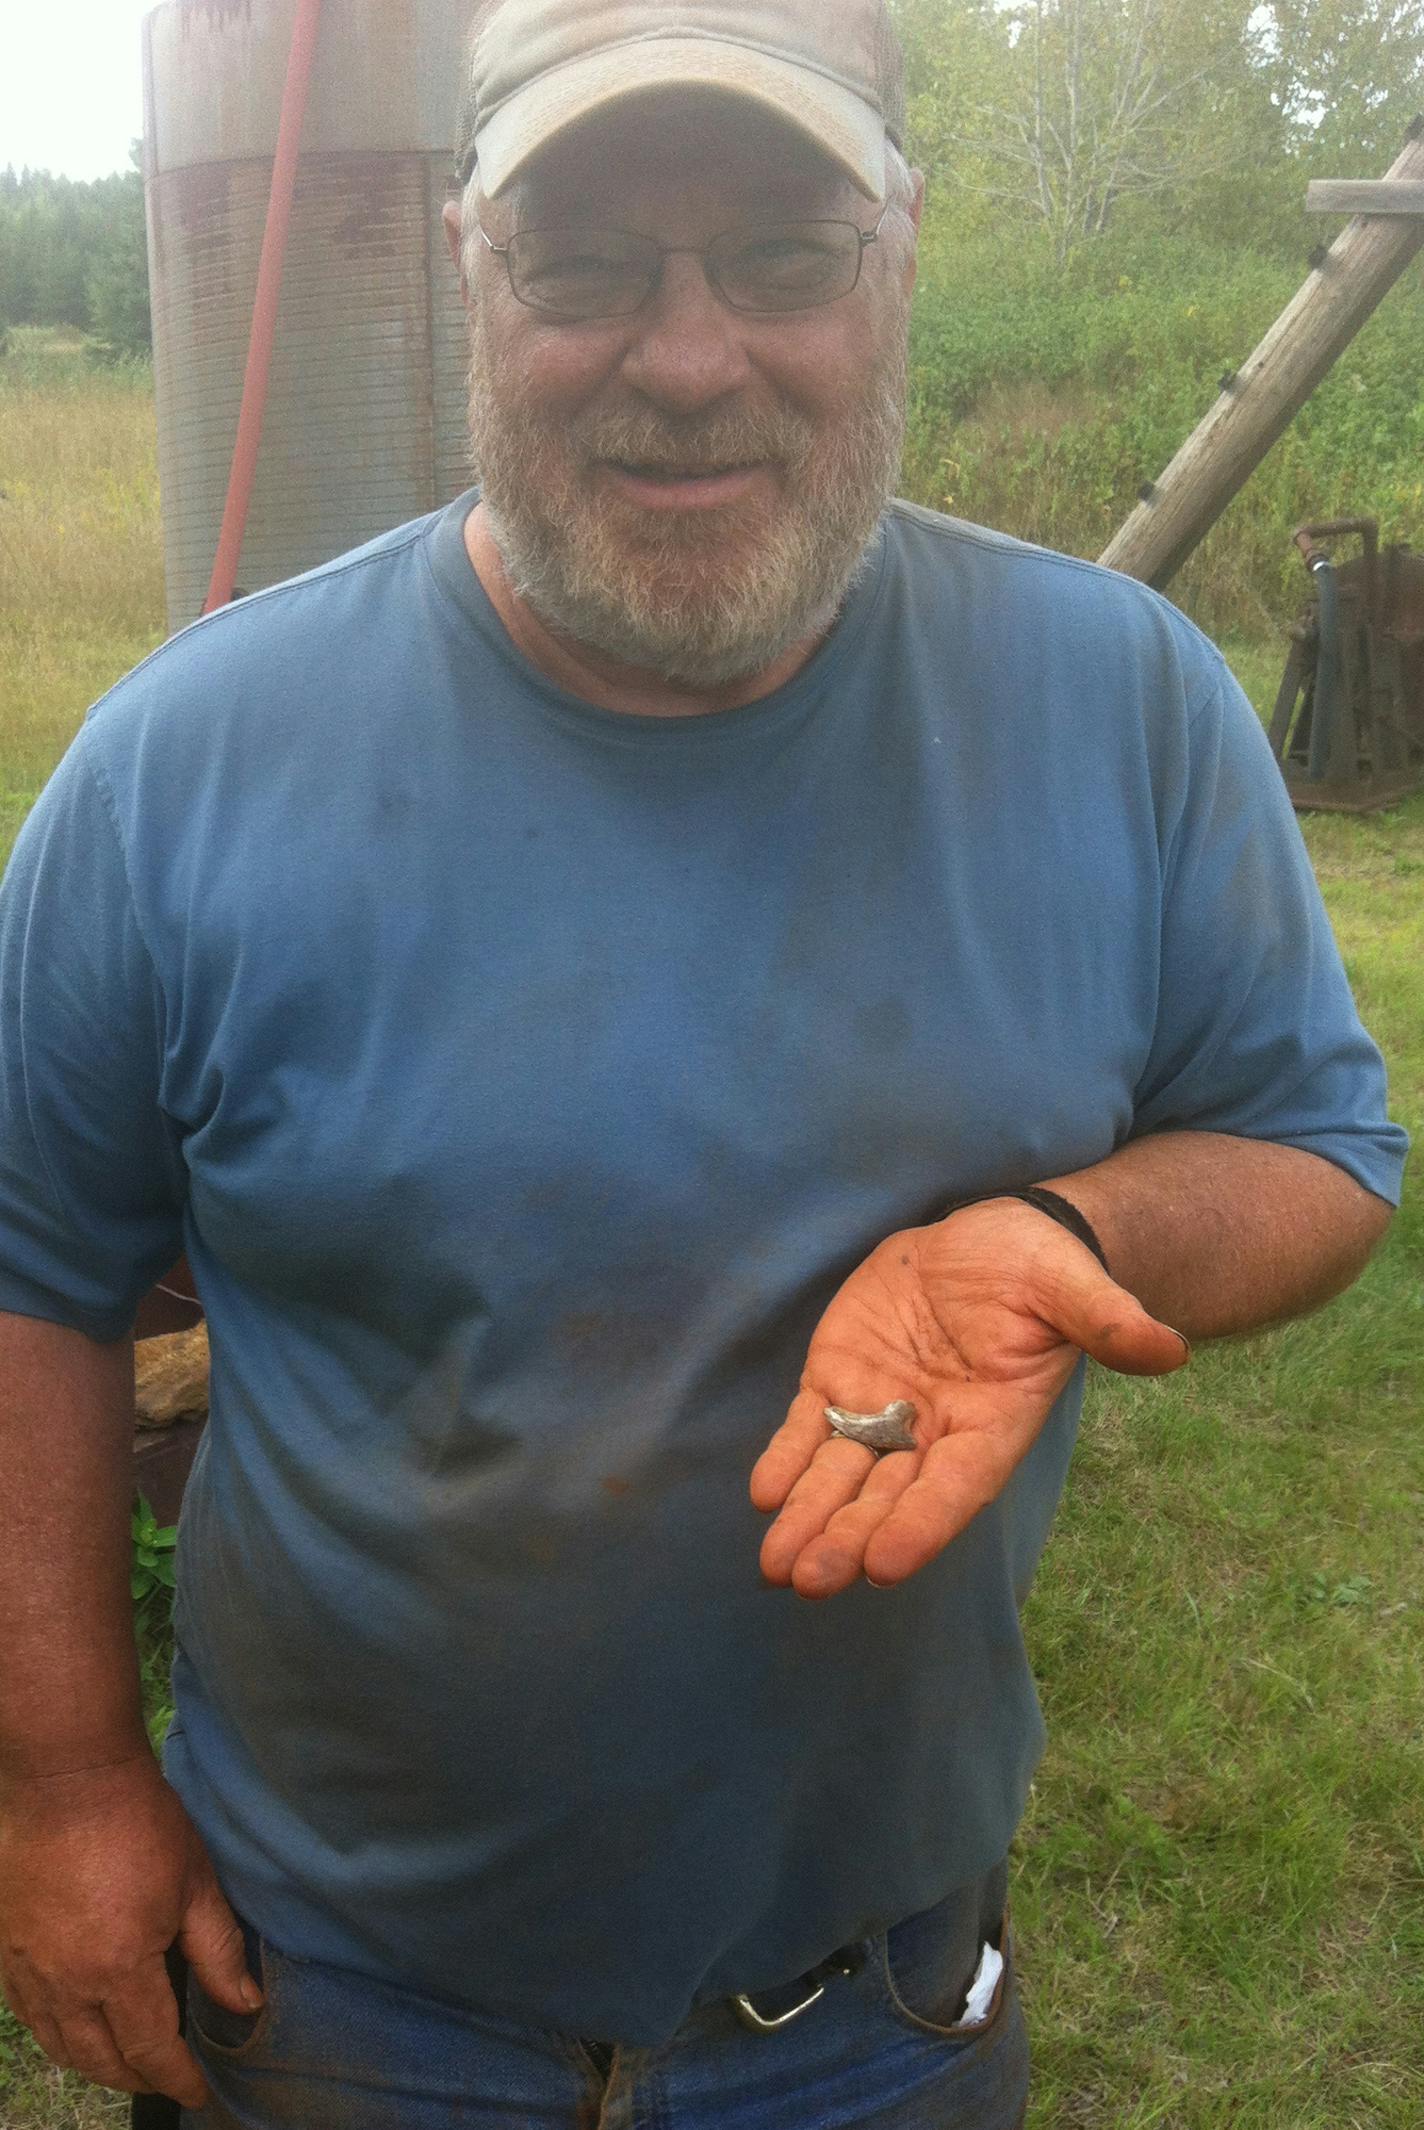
142,0,474,630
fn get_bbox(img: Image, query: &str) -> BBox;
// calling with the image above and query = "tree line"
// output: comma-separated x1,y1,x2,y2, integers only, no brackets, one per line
1,0,1420,362
0,158,150,360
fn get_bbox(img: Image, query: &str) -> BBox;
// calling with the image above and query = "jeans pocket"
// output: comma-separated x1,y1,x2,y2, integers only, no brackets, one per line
186,1915,274,2059
879,1908,1014,2044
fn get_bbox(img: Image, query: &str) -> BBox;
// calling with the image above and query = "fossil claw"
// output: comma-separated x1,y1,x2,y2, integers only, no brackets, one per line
824,1400,919,1453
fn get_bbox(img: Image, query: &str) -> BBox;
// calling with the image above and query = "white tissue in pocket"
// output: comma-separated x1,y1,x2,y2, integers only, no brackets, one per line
956,1941,1005,2029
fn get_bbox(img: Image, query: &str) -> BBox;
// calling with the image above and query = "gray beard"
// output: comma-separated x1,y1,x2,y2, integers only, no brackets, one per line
465,317,909,690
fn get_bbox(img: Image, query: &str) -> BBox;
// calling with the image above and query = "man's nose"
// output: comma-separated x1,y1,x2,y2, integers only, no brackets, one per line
617,251,757,414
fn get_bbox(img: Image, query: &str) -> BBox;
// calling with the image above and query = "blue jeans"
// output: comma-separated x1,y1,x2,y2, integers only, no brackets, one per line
180,1898,1029,2129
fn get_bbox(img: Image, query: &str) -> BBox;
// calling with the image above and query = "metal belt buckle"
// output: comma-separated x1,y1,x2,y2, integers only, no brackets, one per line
732,1977,828,2032
730,1947,861,2033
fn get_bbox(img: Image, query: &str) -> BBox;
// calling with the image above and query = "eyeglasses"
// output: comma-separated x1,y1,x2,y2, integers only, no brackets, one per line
479,212,888,322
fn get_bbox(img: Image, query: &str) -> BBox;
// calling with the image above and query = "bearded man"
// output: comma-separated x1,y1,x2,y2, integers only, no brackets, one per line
0,3,1406,2127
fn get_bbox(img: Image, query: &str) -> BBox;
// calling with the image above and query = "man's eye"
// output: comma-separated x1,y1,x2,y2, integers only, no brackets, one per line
525,262,619,301
730,235,842,290
509,234,650,310
537,247,631,280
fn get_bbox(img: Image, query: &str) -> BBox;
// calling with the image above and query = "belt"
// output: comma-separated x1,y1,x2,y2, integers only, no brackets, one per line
127,1945,870,2118
725,1857,1008,2044
128,1942,867,2118
135,1860,1007,2115
731,1942,866,2032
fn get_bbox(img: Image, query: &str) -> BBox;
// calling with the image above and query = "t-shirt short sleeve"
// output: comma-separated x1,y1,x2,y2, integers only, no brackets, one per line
1131,662,1407,1204
0,729,187,1339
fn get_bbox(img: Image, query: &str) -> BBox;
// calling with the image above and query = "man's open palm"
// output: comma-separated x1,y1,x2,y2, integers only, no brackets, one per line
751,1201,1190,1599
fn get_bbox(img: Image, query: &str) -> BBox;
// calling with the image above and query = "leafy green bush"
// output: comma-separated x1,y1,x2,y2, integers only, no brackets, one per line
901,223,1424,636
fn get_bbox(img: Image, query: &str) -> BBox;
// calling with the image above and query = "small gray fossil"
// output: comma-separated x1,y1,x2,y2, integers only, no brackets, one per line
824,1400,919,1453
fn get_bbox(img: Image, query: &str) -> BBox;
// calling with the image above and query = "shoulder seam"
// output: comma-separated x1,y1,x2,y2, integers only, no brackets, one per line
884,500,1236,714
84,522,434,723
71,729,174,1047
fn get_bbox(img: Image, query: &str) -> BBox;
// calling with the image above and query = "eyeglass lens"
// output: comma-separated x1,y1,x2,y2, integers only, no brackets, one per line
504,221,867,319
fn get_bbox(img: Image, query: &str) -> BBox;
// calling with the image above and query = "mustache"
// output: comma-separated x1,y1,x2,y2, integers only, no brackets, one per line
573,407,816,475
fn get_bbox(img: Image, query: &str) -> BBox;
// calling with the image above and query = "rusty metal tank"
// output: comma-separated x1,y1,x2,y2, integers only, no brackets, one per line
142,0,474,630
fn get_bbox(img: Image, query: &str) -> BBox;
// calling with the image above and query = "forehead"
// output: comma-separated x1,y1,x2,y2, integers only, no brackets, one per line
497,91,865,232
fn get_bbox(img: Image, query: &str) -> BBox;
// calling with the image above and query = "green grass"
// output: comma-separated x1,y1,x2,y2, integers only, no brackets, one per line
1016,1264,1424,2125
1013,640,1424,2124
0,336,1419,2128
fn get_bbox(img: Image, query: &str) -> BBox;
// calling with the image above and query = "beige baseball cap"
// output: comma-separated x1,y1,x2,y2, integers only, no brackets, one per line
456,0,906,203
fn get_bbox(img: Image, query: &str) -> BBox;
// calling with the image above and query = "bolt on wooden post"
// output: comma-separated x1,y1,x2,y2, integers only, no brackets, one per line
1099,123,1424,592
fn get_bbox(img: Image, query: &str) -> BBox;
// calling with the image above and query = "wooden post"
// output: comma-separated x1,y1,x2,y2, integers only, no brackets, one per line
1305,179,1424,217
1099,124,1424,590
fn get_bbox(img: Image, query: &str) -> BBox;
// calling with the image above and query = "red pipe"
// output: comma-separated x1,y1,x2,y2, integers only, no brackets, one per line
145,0,324,1336
202,0,324,613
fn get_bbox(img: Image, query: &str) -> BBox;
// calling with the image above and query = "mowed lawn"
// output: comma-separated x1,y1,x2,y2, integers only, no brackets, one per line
0,336,1419,2129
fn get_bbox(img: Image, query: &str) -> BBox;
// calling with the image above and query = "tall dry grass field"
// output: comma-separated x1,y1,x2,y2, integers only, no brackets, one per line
0,333,165,868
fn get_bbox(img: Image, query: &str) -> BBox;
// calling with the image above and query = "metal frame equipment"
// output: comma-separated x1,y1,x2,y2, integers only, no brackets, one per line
1269,519,1424,813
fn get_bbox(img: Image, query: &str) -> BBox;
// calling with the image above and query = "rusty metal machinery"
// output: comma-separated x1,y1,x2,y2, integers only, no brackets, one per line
1268,517,1424,812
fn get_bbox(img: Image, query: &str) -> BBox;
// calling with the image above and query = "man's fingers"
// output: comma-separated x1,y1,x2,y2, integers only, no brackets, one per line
1082,1293,1190,1376
22,2007,73,2073
105,1973,209,2111
861,1430,1020,1587
53,2008,153,2095
181,1873,262,2015
759,1435,882,1584
749,1386,836,1513
4,1979,80,2077
787,1457,921,1600
1047,1262,1191,1378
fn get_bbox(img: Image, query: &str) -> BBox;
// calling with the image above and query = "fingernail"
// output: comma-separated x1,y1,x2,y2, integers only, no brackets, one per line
241,1977,263,2010
1167,1327,1193,1362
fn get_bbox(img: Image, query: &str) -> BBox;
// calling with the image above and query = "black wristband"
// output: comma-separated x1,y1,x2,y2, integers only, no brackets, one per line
939,1186,1111,1275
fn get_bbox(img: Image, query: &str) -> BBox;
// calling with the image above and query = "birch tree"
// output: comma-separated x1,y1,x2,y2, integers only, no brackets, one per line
903,0,1278,264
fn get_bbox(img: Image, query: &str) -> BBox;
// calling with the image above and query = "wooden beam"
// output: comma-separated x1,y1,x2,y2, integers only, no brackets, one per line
1099,127,1424,591
1307,179,1424,216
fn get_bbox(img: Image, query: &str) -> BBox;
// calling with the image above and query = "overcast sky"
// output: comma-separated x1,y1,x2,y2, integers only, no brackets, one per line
3,0,152,181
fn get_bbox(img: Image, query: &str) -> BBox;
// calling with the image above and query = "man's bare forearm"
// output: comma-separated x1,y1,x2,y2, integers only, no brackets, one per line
1039,1132,1392,1341
0,1314,149,1785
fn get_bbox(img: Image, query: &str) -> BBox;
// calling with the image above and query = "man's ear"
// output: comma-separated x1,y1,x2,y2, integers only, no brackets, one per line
442,197,468,303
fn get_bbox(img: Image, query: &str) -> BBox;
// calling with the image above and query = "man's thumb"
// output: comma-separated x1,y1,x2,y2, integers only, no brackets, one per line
178,1875,263,2013
1056,1265,1192,1378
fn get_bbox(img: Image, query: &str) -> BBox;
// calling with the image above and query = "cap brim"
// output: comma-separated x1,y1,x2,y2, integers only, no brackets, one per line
475,40,887,202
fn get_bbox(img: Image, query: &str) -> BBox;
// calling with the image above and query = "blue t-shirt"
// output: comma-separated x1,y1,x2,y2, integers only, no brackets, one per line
0,496,1406,2041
